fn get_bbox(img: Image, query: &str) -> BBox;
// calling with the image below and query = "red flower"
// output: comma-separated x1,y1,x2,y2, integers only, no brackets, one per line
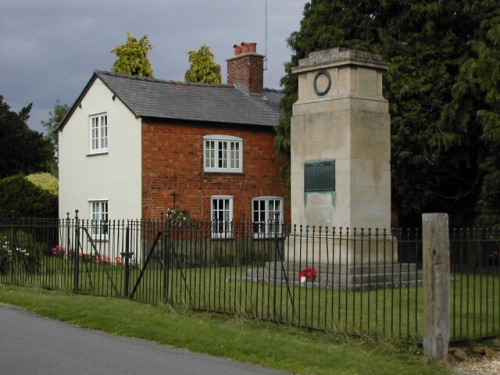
51,245,66,256
95,255,111,264
298,267,318,281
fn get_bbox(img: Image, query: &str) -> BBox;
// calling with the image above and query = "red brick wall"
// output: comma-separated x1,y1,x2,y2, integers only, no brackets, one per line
227,54,264,95
142,120,289,221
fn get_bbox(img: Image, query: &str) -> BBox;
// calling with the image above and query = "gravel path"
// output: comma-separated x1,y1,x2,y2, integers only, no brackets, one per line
452,352,500,375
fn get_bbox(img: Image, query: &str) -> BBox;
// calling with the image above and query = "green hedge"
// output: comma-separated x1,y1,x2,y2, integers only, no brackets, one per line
0,174,58,218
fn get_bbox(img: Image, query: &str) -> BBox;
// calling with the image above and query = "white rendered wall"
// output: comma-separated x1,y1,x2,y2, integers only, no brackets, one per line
58,78,142,220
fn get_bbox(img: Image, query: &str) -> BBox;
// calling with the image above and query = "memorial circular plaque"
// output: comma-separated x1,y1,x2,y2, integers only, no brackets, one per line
313,70,332,96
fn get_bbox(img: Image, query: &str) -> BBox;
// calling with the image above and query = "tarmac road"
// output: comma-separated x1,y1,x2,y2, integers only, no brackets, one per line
0,305,289,375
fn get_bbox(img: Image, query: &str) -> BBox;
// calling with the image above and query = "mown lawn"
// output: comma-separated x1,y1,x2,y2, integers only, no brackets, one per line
0,284,452,375
1,255,499,342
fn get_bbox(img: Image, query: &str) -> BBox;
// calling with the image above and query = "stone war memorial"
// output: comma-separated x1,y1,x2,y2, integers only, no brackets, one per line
284,47,418,290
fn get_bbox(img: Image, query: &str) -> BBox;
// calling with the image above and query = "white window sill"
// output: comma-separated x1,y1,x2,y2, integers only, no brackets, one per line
204,169,243,174
211,234,234,240
90,237,109,242
87,151,109,157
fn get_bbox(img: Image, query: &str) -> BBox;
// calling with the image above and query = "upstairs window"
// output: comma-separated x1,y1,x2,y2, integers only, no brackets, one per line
90,113,108,153
252,197,284,237
204,135,243,173
90,200,108,239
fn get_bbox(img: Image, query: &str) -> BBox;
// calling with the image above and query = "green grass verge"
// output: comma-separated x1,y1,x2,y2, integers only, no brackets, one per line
0,284,452,375
2,256,499,342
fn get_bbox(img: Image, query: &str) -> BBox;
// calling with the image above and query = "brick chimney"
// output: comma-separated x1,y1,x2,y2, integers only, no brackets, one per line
227,42,264,95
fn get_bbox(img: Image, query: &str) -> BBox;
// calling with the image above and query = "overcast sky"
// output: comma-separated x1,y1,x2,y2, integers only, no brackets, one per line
0,0,306,133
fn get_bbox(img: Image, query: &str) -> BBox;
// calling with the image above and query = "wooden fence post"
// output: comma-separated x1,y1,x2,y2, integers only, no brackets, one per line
422,213,450,359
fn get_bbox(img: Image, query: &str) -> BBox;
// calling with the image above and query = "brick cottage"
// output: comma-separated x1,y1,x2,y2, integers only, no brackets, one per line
58,43,288,237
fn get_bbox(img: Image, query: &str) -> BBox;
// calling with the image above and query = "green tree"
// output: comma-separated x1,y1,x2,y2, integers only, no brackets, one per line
275,0,382,184
185,45,222,84
41,100,69,174
111,32,154,78
41,100,69,150
379,0,483,225
276,0,498,226
443,2,500,227
0,96,54,178
477,22,500,228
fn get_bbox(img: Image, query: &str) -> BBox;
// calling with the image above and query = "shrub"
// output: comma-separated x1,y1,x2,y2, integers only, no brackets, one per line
25,172,58,195
0,174,58,218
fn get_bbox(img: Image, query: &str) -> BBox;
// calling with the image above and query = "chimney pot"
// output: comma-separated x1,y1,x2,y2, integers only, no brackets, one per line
241,42,250,54
227,42,264,95
247,42,257,53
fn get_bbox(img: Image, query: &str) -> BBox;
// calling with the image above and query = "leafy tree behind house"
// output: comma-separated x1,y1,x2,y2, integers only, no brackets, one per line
0,96,54,178
185,45,222,84
41,100,69,174
111,32,154,78
41,100,69,152
276,0,499,226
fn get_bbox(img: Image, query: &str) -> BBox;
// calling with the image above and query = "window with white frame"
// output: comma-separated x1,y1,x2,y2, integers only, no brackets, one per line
90,200,108,238
90,113,108,153
252,197,284,237
211,196,233,238
204,135,243,173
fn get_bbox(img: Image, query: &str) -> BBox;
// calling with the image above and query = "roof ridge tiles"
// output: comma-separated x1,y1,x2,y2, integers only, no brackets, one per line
95,70,231,89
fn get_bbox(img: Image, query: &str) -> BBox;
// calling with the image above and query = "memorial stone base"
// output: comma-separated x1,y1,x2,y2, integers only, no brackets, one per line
245,235,422,290
246,261,422,291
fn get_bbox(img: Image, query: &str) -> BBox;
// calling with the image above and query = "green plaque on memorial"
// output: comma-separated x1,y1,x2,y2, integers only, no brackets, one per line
304,160,335,192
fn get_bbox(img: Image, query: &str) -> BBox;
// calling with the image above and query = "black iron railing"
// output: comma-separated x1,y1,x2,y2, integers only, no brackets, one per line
0,217,498,343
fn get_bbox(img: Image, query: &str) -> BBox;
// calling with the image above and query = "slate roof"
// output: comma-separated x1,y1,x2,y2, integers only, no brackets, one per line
61,71,284,129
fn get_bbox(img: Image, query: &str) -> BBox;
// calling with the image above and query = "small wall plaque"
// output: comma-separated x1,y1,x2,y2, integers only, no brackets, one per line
304,160,335,192
313,70,332,96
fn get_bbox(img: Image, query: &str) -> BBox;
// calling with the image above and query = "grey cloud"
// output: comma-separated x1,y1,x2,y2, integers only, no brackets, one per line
0,0,305,132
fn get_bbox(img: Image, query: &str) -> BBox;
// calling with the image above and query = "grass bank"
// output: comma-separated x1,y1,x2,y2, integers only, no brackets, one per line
0,284,451,375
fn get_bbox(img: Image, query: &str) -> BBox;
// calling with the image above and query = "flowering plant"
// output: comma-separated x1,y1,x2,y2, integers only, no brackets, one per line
95,254,111,264
167,207,191,225
51,245,66,256
298,267,318,281
1,238,41,274
2,241,29,258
